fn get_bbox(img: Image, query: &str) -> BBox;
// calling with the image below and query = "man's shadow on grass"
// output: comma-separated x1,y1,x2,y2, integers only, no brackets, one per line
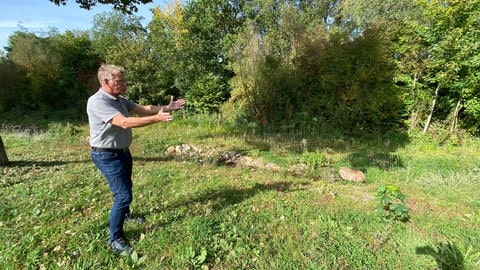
416,242,465,270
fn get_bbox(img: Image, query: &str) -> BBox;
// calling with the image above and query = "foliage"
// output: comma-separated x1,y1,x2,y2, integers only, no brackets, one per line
333,0,420,32
376,184,410,223
299,27,405,133
1,0,480,136
94,11,175,105
91,11,173,105
148,0,245,112
228,2,405,133
50,31,102,109
394,0,480,133
49,0,153,14
0,52,29,112
6,31,59,110
91,11,147,58
186,73,227,113
147,1,185,104
4,30,100,113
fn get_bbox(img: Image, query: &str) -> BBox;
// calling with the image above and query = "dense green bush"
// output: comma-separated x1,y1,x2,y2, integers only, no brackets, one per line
227,4,405,134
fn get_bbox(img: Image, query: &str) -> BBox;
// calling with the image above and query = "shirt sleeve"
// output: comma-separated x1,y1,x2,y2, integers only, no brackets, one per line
123,98,138,112
88,98,122,123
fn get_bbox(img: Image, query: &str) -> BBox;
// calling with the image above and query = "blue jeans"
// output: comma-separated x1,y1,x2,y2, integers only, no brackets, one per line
91,150,133,242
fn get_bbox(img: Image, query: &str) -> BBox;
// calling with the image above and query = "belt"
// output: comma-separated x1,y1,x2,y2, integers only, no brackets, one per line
92,147,129,153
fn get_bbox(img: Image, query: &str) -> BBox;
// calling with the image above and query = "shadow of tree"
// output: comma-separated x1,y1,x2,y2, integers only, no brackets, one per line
2,160,89,167
1,159,91,187
416,242,465,270
348,151,404,171
242,127,410,172
143,181,308,229
177,181,304,211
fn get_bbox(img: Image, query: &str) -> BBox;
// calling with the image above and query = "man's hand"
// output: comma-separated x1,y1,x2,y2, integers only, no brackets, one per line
156,108,173,122
167,96,186,111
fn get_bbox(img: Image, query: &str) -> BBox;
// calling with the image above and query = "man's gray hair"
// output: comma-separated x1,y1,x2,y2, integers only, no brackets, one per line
98,64,125,84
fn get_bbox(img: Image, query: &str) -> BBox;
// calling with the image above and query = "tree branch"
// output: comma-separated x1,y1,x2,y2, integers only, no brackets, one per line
48,0,153,14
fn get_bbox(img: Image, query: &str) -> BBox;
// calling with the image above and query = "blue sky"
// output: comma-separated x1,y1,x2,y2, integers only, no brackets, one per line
0,0,166,51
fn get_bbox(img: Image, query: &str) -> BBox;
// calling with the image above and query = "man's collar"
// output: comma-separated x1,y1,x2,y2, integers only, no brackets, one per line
99,88,118,100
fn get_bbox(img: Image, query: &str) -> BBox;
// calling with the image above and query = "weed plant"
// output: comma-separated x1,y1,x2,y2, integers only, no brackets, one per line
1,115,479,269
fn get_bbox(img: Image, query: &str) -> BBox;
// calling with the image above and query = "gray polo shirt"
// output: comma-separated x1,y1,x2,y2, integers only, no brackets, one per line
87,88,137,149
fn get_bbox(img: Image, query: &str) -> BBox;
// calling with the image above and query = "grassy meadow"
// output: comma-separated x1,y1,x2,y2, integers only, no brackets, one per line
1,114,479,269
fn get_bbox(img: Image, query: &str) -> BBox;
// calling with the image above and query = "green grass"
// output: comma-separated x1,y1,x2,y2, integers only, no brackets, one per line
1,115,479,269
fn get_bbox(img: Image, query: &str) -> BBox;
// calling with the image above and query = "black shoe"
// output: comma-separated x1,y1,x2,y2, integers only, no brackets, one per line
108,238,132,255
124,213,145,224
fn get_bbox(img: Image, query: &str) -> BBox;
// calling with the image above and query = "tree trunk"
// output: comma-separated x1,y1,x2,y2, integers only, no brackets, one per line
408,108,420,133
423,83,440,134
450,99,462,133
408,73,419,132
0,135,9,165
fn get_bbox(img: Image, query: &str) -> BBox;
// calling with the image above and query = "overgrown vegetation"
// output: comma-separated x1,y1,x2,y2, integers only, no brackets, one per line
1,116,479,269
1,0,480,134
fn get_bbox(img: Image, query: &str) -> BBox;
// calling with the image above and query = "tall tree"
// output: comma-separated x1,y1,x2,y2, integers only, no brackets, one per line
7,31,58,110
51,31,101,109
7,30,99,111
91,11,169,104
0,50,29,112
149,0,246,112
91,11,147,57
395,0,480,134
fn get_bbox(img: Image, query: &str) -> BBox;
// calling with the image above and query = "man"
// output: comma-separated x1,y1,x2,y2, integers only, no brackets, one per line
87,64,186,254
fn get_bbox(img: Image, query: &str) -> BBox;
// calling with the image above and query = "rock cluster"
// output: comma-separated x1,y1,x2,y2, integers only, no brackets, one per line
165,144,366,183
